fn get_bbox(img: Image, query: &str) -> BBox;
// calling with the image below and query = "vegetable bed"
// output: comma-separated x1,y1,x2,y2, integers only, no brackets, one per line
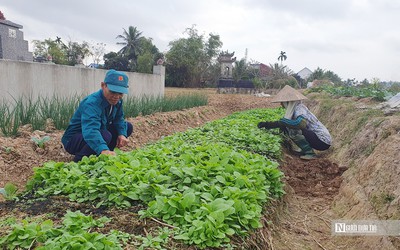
3,108,286,249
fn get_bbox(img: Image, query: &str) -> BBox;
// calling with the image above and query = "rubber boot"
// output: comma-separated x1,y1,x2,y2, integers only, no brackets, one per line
289,139,302,154
290,134,317,160
282,133,302,154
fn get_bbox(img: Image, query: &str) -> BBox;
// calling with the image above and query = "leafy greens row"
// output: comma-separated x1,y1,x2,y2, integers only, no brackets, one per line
24,108,285,248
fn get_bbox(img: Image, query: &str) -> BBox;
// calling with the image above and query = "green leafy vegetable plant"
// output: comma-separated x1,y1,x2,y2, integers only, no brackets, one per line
31,136,51,149
134,227,171,250
0,182,18,200
0,210,129,249
0,217,17,227
2,146,14,154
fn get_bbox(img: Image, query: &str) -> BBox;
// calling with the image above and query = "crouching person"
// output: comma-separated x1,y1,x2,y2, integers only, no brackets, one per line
62,69,133,162
257,85,331,160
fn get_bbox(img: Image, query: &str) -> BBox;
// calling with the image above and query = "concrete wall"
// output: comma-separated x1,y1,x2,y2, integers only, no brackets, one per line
0,59,165,104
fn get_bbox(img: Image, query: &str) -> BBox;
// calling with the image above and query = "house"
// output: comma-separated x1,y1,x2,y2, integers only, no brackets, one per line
297,67,312,80
0,17,33,61
249,63,272,79
87,63,101,69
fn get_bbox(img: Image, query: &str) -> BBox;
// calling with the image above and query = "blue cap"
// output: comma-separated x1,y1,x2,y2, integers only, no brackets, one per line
104,70,129,94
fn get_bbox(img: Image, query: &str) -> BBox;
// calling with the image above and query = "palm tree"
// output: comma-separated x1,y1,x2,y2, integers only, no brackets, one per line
233,59,248,81
116,26,143,70
268,63,297,88
278,51,287,65
269,63,293,79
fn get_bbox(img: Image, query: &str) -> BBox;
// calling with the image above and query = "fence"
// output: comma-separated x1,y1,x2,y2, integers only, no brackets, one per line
217,79,256,94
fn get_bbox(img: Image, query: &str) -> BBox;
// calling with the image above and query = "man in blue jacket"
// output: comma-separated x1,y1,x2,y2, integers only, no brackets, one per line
62,69,133,162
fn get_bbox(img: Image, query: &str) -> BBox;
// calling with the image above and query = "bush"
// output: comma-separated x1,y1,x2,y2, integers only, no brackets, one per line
269,76,299,89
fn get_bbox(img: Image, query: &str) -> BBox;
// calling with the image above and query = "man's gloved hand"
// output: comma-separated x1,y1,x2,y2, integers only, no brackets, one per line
257,122,267,128
257,121,283,129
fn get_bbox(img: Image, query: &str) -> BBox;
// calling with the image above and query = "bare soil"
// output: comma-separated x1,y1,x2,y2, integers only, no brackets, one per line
0,88,399,249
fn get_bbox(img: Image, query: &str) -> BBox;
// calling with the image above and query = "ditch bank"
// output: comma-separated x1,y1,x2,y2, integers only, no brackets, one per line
273,93,400,249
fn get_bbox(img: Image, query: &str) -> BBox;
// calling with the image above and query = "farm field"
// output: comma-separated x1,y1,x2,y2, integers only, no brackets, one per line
1,87,400,249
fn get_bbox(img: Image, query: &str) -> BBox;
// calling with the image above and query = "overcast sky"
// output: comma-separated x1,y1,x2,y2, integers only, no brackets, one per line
1,0,399,82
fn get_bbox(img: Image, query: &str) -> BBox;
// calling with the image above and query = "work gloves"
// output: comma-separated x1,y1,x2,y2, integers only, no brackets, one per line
257,121,283,129
258,117,307,130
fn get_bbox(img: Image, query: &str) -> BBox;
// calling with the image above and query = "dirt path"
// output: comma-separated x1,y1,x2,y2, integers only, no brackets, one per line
0,88,349,249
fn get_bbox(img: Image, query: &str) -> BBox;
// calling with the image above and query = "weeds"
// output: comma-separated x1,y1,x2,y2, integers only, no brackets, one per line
347,109,384,141
363,144,376,156
371,192,396,213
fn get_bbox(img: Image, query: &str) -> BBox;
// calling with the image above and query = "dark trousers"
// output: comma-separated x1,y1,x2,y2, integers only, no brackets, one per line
301,128,330,151
65,122,133,162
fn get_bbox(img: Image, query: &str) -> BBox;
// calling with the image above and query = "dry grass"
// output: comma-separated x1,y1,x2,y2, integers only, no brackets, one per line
164,87,216,97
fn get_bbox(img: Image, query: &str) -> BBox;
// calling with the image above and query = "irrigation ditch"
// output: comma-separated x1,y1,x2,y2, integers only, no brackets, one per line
249,92,400,250
0,88,399,249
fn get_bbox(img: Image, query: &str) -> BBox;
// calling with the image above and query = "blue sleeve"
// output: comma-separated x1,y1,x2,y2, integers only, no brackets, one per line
113,101,127,137
81,102,109,154
279,115,307,129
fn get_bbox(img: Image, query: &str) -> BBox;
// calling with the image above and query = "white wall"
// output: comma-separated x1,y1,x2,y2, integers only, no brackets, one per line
0,59,165,104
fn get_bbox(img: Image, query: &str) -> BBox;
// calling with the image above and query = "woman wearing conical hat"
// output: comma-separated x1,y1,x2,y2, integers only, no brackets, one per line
257,85,331,160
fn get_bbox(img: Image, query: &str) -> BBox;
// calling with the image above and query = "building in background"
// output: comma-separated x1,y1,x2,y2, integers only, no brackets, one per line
0,15,33,61
249,63,272,80
87,63,101,69
218,51,236,79
297,67,313,80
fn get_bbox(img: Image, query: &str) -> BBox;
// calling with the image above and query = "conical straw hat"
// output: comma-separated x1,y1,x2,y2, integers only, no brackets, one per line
271,85,308,103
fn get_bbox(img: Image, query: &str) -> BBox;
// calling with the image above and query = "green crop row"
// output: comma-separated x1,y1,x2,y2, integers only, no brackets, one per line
307,85,393,101
124,93,208,117
0,210,129,250
0,93,207,137
169,108,284,159
19,108,284,248
0,95,81,136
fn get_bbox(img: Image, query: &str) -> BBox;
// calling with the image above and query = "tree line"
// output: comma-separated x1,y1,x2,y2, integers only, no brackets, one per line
31,24,400,89
32,25,222,88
